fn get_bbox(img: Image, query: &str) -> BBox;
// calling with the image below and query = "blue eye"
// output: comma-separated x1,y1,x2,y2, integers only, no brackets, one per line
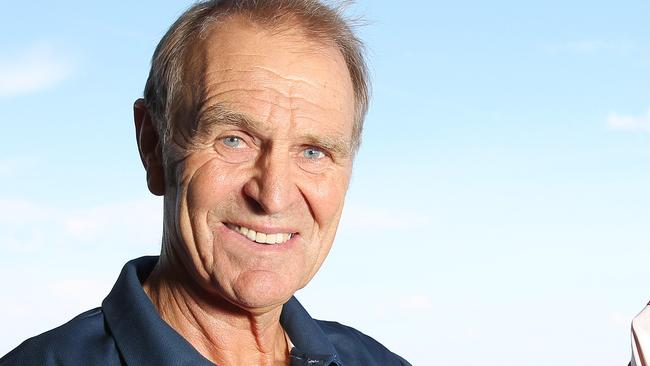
303,147,325,160
222,136,242,148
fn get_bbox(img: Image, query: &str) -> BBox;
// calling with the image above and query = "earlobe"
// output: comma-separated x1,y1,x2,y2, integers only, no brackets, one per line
134,98,165,196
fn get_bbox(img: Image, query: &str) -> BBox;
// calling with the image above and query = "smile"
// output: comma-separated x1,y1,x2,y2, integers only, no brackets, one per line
225,223,294,245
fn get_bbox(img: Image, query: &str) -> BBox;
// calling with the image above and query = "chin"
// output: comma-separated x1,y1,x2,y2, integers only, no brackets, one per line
229,270,297,311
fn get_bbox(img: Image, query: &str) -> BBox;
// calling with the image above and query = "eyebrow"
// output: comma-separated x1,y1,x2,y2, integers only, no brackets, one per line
195,102,352,158
196,102,264,137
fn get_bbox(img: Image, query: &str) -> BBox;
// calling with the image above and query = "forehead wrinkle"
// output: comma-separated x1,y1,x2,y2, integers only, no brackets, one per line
202,61,346,116
206,71,329,111
202,67,256,81
204,79,334,116
202,62,329,96
202,76,295,111
250,65,319,89
204,57,322,90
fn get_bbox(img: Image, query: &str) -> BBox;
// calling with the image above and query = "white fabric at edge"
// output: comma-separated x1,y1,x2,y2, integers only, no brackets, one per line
631,303,650,366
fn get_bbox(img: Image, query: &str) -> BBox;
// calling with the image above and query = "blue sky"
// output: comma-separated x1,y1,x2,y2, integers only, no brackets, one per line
1,1,650,364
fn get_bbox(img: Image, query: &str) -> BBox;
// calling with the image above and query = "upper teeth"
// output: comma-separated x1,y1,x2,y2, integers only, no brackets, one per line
227,224,293,245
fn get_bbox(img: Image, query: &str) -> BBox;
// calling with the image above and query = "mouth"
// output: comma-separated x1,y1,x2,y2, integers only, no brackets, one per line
225,223,294,245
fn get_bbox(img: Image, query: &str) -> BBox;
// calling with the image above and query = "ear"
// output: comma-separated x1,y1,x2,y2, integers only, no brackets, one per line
134,98,165,196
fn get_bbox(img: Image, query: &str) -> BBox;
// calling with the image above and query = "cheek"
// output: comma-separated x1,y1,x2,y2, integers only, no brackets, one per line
185,160,245,211
306,169,350,231
180,159,246,259
179,165,255,288
298,172,349,284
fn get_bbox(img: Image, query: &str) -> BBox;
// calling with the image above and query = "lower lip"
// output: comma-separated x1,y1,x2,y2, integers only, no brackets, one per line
217,224,298,253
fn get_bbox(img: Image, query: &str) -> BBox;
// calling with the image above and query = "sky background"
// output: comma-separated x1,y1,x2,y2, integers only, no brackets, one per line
1,1,649,365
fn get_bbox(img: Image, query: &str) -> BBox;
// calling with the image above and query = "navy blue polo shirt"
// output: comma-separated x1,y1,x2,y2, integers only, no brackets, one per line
0,256,411,366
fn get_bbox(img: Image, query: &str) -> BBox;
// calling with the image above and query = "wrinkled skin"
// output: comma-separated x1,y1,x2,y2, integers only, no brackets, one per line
135,16,356,365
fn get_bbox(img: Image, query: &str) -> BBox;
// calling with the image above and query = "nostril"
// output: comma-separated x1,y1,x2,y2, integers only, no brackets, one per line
241,176,266,214
242,194,266,215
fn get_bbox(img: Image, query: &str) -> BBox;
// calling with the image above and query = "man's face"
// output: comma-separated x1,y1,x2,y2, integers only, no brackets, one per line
163,18,356,311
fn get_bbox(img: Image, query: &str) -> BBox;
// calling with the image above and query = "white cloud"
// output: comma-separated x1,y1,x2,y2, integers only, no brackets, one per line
62,200,162,243
0,199,56,224
0,42,74,97
0,198,162,253
608,110,650,132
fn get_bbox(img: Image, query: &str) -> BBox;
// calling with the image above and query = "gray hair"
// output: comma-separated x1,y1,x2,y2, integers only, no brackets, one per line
143,0,370,156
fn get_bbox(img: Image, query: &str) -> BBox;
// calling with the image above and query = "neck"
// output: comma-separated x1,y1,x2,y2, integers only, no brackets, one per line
143,255,289,366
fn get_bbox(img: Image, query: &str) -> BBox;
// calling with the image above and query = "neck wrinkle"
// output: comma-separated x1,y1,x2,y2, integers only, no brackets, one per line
143,253,289,366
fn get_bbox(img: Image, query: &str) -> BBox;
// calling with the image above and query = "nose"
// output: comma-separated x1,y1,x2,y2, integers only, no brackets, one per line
243,149,297,215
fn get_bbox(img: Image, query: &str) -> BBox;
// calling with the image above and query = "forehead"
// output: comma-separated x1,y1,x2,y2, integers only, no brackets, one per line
192,17,355,138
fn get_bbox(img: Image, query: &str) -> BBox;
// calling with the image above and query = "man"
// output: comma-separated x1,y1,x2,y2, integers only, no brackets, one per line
0,1,410,365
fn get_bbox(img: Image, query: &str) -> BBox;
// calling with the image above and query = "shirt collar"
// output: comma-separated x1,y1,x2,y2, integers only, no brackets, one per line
102,256,341,366
281,297,341,366
102,256,214,366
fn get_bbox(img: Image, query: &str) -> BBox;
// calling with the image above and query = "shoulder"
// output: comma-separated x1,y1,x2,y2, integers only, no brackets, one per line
315,320,412,366
0,308,121,366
